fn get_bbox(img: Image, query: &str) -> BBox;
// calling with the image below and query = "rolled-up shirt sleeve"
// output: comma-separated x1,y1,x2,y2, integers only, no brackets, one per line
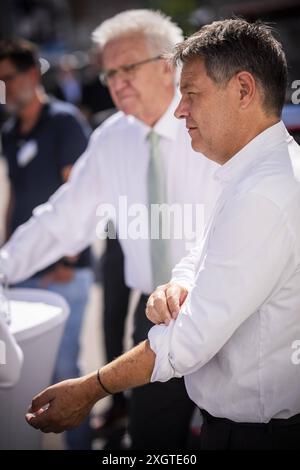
149,191,296,382
148,321,182,382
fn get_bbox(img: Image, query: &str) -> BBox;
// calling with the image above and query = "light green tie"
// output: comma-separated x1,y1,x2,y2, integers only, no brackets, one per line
147,130,171,288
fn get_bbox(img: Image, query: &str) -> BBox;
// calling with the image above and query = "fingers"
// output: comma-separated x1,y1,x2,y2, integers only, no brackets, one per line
179,287,188,306
40,425,58,434
146,287,172,325
26,388,54,431
166,284,188,319
29,387,54,413
165,284,181,318
26,408,64,434
25,406,51,430
146,283,189,324
25,378,93,434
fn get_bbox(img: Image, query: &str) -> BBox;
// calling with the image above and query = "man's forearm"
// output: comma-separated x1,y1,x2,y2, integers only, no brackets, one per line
99,340,155,394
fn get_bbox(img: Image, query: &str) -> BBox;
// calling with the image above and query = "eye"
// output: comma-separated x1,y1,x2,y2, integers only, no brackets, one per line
107,69,117,79
123,64,136,73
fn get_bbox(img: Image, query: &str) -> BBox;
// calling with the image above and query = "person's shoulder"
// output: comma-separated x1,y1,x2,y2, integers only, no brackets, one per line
99,110,131,132
237,143,300,215
47,98,91,139
47,98,83,122
91,110,131,142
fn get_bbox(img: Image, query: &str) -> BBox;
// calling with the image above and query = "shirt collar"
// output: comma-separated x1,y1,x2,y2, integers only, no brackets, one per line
129,91,180,141
10,100,50,138
214,120,289,185
152,92,180,141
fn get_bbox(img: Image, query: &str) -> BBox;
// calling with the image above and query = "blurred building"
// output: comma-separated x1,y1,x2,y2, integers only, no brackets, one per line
1,1,299,80
190,0,300,92
0,0,299,134
0,0,147,50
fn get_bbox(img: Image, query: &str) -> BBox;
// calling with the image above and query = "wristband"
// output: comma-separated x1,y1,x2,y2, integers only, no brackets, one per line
97,369,112,395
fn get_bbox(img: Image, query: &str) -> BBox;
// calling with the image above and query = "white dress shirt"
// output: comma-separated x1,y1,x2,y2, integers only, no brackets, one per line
149,121,300,422
0,94,220,293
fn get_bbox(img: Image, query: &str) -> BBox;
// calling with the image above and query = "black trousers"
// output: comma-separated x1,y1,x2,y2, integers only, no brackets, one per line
200,409,300,450
103,236,130,408
129,294,195,450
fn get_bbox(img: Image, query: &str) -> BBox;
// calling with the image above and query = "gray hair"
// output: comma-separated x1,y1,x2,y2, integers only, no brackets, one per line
172,19,287,116
92,9,183,56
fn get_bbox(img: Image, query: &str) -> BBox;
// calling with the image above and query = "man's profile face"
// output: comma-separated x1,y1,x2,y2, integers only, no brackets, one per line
0,58,37,113
175,58,239,164
102,34,174,125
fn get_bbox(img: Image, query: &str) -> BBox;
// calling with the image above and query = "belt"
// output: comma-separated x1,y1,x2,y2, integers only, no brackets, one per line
201,409,300,429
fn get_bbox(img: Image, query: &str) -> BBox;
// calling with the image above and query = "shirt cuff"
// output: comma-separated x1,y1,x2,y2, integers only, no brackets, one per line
148,321,183,383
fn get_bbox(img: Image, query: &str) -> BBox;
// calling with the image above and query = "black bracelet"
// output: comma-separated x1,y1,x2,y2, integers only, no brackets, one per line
97,369,112,395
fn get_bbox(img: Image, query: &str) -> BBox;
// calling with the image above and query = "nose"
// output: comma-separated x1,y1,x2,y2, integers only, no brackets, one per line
174,96,189,120
107,71,130,93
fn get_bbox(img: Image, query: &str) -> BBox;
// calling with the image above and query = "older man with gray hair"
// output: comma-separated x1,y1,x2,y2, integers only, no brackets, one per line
1,10,220,448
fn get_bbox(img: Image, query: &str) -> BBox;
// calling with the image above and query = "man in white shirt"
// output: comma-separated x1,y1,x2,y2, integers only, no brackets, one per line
25,18,300,450
0,10,220,448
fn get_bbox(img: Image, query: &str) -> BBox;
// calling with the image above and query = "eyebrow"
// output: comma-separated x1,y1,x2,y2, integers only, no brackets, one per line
180,82,198,93
179,72,199,92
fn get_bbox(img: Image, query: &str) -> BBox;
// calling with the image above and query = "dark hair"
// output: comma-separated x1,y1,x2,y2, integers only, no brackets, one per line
173,19,287,116
0,38,40,72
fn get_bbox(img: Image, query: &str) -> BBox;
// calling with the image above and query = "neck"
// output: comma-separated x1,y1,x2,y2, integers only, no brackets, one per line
144,86,175,127
19,87,47,134
220,114,280,165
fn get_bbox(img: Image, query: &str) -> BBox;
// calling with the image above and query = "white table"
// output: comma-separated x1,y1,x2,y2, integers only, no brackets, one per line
0,288,69,450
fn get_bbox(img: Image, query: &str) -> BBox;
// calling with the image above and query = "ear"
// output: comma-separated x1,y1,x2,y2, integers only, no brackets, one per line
161,59,176,86
235,71,256,109
28,66,41,85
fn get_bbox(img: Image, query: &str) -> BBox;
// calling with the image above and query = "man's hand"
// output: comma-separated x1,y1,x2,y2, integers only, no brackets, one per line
146,283,188,326
40,264,75,287
25,373,105,433
25,341,156,434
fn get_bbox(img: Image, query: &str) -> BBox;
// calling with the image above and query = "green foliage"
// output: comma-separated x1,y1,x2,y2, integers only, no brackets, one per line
149,0,199,35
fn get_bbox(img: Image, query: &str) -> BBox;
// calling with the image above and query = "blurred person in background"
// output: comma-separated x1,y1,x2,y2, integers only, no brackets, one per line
0,38,93,450
80,48,115,128
53,54,82,106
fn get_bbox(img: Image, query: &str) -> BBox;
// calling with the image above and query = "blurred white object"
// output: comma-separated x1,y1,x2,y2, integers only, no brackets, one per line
0,288,69,450
0,273,11,325
0,305,23,387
